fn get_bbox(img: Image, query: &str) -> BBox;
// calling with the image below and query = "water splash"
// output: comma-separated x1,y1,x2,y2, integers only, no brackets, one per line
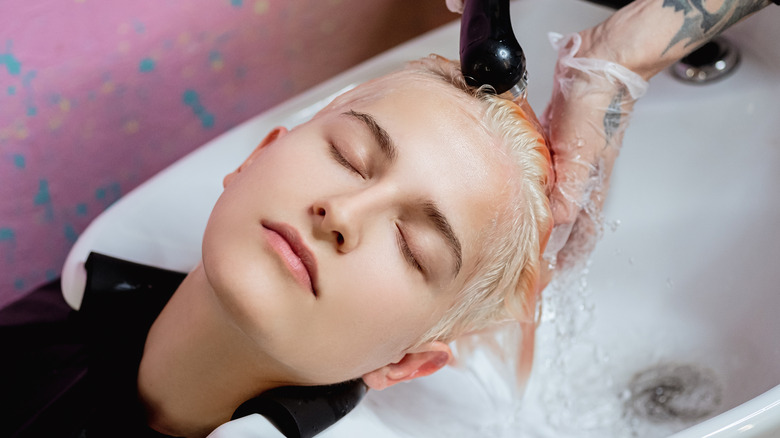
517,249,724,438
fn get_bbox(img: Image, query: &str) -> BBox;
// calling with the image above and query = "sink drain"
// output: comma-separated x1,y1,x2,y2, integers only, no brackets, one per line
625,363,723,423
670,37,740,84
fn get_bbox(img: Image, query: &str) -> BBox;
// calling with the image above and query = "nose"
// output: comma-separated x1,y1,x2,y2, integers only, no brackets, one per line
312,189,390,253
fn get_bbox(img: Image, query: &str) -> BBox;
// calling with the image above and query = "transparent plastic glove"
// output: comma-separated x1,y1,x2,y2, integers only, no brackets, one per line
541,32,648,267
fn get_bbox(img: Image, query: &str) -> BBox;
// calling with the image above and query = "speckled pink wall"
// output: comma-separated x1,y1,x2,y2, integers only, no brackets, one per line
0,0,452,308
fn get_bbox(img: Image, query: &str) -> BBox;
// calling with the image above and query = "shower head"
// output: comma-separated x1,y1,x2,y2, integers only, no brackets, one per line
459,0,527,99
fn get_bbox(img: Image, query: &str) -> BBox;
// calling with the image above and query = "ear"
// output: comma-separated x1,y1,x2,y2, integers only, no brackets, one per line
361,341,453,391
223,126,288,187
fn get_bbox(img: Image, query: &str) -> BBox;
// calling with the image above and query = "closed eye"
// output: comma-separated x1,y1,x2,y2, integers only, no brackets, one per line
396,225,424,274
329,143,364,178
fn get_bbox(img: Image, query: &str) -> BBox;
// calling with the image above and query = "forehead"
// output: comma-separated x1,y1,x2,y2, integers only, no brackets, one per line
324,72,507,172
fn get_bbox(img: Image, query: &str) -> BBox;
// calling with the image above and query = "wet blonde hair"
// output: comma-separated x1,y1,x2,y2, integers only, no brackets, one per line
323,55,553,346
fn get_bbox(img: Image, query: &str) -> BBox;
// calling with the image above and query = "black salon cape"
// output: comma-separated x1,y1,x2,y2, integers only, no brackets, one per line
1,253,365,438
1,253,187,438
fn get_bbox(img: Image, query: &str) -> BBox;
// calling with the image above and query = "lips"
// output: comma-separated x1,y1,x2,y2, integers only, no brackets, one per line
261,221,318,296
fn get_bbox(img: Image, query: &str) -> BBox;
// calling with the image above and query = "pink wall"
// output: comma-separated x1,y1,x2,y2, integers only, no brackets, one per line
0,0,452,308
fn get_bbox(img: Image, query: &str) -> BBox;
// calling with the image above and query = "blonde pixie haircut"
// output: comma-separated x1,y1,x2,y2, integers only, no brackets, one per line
320,55,553,346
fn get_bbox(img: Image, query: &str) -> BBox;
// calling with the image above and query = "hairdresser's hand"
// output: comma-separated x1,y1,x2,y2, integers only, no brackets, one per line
543,0,771,267
541,31,648,267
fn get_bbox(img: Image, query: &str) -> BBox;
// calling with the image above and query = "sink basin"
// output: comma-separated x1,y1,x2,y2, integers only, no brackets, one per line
517,1,780,436
63,0,780,436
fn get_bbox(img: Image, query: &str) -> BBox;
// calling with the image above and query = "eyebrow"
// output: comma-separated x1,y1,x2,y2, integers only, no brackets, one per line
342,110,397,162
342,109,462,276
422,201,463,275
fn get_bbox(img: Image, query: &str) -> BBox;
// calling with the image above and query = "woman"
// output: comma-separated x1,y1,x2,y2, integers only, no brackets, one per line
3,55,553,437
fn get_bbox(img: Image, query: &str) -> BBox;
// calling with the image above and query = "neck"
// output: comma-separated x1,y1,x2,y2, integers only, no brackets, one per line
137,264,281,437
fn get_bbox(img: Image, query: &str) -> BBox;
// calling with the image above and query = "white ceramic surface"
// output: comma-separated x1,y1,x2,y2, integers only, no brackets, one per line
63,0,780,436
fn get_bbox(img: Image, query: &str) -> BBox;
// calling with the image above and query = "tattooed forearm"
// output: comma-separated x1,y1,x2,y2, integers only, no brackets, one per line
661,0,771,54
603,88,625,147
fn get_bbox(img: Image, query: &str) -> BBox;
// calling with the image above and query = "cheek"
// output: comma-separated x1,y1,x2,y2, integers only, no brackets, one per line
251,145,352,209
252,149,318,191
323,253,445,347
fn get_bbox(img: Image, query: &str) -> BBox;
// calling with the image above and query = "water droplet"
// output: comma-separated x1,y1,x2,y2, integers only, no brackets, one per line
607,219,621,232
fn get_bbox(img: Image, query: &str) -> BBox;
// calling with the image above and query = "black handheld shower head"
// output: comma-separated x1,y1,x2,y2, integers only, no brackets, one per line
459,0,527,97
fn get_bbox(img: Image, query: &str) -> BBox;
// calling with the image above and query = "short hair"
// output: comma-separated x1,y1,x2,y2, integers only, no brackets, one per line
322,55,553,346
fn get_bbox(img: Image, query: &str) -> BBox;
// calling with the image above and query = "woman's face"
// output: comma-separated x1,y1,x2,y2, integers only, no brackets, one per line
201,78,515,385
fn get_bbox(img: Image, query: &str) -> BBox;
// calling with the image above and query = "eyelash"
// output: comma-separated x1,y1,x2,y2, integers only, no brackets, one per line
330,143,422,274
396,225,424,274
329,143,363,178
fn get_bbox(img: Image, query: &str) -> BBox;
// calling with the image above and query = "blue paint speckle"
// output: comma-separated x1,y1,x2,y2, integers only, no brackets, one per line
200,113,215,128
34,180,50,205
231,0,243,6
182,89,215,129
95,182,122,204
139,57,156,72
14,278,24,290
7,85,15,95
108,182,121,200
201,112,215,128
64,224,78,244
22,70,36,88
182,89,198,105
0,228,14,241
76,203,88,215
0,53,22,75
27,106,37,116
45,269,58,281
34,180,55,221
13,154,25,169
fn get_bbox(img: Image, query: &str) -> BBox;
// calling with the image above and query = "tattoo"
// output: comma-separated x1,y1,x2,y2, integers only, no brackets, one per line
661,0,770,55
603,88,625,146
